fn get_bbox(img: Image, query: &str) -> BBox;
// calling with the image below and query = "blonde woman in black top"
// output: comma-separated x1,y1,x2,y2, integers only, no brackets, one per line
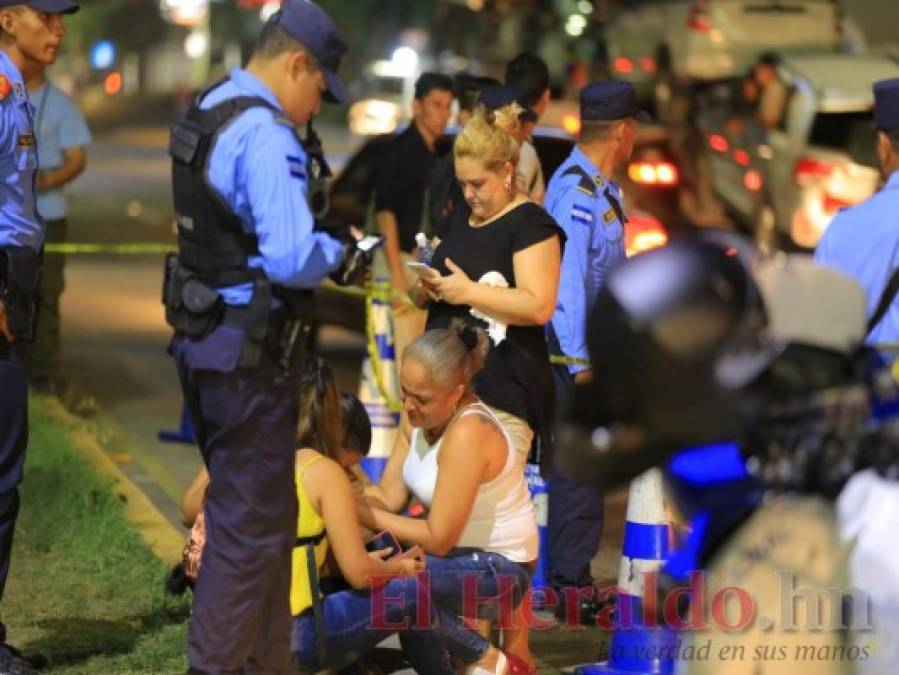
411,102,564,471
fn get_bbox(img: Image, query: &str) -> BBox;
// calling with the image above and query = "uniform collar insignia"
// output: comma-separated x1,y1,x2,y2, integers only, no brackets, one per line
593,174,606,189
12,82,24,99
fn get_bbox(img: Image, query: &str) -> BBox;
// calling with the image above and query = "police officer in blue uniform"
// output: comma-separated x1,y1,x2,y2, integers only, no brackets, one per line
815,78,899,347
165,2,351,672
0,1,77,673
544,81,647,624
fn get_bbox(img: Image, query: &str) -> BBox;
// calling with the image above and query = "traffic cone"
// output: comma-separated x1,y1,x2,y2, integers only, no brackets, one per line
525,463,552,604
577,468,677,675
358,287,401,484
157,403,196,444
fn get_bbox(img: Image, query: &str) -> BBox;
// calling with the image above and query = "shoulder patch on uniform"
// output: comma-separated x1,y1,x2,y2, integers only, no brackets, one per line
603,208,617,225
0,76,10,101
562,164,596,197
575,174,595,196
571,203,594,225
286,154,306,180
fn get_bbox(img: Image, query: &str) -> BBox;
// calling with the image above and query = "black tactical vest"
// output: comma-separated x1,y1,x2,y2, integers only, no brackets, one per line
168,95,279,287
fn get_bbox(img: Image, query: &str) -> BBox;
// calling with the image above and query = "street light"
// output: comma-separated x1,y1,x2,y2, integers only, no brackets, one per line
391,47,419,77
159,0,208,27
184,31,209,59
259,1,280,22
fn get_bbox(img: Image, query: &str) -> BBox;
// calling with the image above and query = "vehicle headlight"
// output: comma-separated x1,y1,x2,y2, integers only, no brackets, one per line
348,100,402,136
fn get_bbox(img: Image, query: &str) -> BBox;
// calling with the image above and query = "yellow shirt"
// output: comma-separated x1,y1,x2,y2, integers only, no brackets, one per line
290,454,329,616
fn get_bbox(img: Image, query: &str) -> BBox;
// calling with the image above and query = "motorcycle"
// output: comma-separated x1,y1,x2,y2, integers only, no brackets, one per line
556,233,899,674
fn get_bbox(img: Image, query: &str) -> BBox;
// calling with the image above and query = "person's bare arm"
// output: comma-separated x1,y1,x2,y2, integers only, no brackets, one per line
360,417,413,528
424,235,561,326
360,416,499,555
309,458,420,589
181,467,209,528
376,210,408,294
37,146,86,192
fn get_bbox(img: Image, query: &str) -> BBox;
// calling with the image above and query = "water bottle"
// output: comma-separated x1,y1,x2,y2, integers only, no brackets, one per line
415,232,434,266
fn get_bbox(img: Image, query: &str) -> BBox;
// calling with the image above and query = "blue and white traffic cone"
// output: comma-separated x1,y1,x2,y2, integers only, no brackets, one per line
577,468,677,675
358,287,401,484
157,403,196,444
525,463,552,606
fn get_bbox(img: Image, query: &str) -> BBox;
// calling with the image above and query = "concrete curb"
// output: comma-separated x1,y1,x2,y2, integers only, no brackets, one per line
42,396,185,564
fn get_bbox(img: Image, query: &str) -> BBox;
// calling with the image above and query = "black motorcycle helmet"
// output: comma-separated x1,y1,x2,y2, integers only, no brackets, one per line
559,232,777,488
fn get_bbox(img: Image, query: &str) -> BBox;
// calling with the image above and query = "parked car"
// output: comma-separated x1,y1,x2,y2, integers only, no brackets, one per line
694,52,899,250
312,127,679,335
606,0,842,124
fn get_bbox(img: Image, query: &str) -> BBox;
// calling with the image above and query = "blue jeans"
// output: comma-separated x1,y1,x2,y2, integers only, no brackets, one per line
292,575,488,673
425,549,533,626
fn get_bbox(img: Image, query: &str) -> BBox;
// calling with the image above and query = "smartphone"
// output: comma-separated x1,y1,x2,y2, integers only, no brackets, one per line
365,530,402,558
392,545,423,562
356,235,385,254
406,261,436,276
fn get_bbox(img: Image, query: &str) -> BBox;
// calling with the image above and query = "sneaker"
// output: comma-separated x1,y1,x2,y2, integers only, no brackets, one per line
0,644,46,675
554,589,615,627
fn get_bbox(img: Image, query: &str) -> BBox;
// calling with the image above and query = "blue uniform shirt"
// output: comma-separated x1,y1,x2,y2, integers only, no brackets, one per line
0,50,42,252
32,81,91,221
814,170,899,346
201,68,344,305
545,146,626,374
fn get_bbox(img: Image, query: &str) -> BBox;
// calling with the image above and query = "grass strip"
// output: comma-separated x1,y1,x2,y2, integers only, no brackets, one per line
3,396,189,674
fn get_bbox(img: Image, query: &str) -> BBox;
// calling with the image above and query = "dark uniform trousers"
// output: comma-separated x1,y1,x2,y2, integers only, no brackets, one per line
174,334,302,675
27,218,67,384
0,340,27,640
547,364,604,592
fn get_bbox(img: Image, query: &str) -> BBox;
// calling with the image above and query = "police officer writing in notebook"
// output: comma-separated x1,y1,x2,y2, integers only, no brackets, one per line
165,2,354,672
0,2,77,673
544,81,647,625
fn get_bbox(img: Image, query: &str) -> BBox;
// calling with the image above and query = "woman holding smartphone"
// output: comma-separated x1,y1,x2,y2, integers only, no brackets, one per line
181,357,513,674
410,102,563,471
361,325,539,673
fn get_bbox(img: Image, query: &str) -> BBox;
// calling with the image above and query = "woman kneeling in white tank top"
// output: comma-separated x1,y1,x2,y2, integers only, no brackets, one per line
359,322,539,675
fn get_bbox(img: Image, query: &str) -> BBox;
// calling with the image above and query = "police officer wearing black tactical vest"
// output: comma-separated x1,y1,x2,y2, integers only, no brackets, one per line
164,2,351,672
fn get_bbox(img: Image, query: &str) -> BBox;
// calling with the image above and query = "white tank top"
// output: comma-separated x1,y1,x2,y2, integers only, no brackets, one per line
403,402,538,562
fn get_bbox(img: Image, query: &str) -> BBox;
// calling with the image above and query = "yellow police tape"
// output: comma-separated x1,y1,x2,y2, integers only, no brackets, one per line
364,286,405,414
549,354,591,368
44,242,178,255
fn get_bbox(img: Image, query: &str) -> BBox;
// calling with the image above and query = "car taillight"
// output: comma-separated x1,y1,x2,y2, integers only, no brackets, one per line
709,134,729,153
688,0,711,31
628,161,679,186
744,170,763,192
613,57,634,75
793,157,834,185
562,114,581,136
626,215,668,257
640,57,657,73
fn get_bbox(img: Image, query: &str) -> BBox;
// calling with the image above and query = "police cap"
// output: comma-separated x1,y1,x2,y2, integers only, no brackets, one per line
874,78,899,131
0,0,78,13
276,0,348,104
580,81,650,123
478,84,538,122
